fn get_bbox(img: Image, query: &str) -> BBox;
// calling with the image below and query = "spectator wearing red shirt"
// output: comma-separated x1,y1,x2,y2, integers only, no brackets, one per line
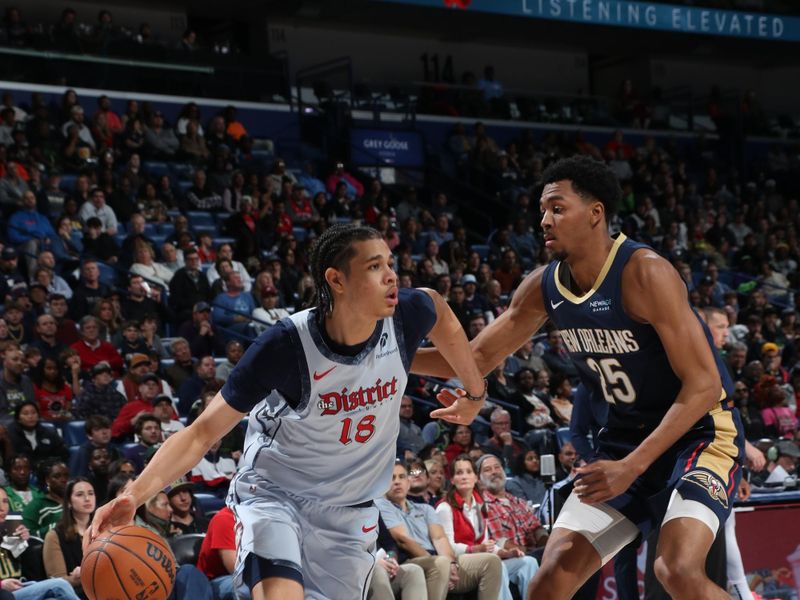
32,356,73,423
604,130,634,160
273,199,293,237
111,372,161,440
93,95,123,135
325,161,364,199
70,315,123,376
493,249,523,295
477,455,549,553
287,184,313,227
196,507,248,600
49,294,80,346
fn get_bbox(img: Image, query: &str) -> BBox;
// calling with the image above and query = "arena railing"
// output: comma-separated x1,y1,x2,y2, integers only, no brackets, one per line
0,43,290,102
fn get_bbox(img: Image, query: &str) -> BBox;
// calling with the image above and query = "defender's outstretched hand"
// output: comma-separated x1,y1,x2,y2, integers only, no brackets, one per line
430,387,482,425
83,492,137,552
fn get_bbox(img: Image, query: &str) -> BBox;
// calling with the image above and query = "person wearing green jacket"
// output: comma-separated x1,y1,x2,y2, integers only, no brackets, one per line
2,455,45,514
22,459,67,537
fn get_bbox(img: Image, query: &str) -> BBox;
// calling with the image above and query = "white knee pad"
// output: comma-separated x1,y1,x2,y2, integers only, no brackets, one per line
553,493,640,566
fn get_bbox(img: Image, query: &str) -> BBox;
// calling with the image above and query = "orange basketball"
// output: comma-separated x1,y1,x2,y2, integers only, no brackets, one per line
81,525,177,600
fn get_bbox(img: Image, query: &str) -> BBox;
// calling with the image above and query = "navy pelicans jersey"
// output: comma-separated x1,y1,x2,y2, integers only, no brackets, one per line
221,288,436,507
542,233,735,435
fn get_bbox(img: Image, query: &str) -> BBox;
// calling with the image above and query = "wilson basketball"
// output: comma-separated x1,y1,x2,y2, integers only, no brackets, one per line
81,525,177,600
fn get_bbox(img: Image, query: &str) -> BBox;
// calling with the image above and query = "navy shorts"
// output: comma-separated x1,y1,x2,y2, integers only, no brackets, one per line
594,406,744,537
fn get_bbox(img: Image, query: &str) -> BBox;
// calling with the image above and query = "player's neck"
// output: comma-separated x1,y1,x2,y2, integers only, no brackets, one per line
562,235,615,295
324,309,377,346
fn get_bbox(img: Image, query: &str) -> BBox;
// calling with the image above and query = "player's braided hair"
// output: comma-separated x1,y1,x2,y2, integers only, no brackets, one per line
541,155,622,218
310,224,383,316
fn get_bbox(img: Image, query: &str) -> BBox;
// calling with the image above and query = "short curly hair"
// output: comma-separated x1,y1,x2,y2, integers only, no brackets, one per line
541,155,622,219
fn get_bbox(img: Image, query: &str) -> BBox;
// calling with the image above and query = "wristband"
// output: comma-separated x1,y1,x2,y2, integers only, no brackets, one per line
464,379,488,402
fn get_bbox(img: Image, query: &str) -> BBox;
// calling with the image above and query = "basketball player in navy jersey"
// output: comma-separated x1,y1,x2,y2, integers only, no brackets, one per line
414,156,744,600
87,225,488,600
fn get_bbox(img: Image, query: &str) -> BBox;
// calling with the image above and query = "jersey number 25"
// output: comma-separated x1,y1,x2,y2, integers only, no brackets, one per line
586,357,636,404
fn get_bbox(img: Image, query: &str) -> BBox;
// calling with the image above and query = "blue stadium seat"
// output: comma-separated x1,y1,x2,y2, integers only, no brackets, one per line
556,426,571,448
150,234,167,246
39,421,58,435
169,163,195,181
144,223,158,236
472,244,490,260
194,493,225,514
59,174,78,192
68,446,82,475
177,181,193,194
158,223,175,236
143,161,170,178
186,211,215,228
64,421,87,446
250,150,273,164
292,227,308,242
215,237,235,246
96,262,117,286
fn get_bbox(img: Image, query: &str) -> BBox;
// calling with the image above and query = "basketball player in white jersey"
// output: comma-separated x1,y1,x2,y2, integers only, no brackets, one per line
87,224,488,600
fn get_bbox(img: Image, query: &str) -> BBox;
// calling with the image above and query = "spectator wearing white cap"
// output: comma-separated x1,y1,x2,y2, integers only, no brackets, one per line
462,273,494,324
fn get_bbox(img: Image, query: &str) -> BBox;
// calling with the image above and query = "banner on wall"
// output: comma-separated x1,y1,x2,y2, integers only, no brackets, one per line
351,129,425,168
373,0,799,42
590,501,800,599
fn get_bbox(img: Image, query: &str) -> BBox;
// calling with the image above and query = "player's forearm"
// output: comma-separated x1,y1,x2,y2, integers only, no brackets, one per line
424,291,484,396
127,394,244,505
625,384,721,476
125,426,215,505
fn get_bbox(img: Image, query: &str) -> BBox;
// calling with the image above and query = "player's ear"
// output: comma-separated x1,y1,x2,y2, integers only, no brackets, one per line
589,201,604,228
324,266,345,296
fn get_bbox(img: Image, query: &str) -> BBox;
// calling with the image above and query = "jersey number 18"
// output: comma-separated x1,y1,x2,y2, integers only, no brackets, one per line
339,415,376,445
586,358,636,404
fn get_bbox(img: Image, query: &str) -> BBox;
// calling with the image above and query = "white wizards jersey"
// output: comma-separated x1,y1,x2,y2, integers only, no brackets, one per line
235,308,408,506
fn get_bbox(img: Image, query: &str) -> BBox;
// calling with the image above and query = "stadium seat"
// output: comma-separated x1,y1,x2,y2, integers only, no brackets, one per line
169,163,195,181
292,227,308,242
186,211,215,228
39,421,58,435
143,161,170,178
58,174,78,192
194,493,225,514
168,534,205,566
68,446,82,475
64,421,87,446
556,426,571,448
96,262,117,286
472,244,490,260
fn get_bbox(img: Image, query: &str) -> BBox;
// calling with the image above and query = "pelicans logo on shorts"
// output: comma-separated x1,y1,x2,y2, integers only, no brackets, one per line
681,470,729,509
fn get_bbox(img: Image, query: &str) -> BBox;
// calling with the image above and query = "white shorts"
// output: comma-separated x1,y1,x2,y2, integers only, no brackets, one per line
229,470,378,600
